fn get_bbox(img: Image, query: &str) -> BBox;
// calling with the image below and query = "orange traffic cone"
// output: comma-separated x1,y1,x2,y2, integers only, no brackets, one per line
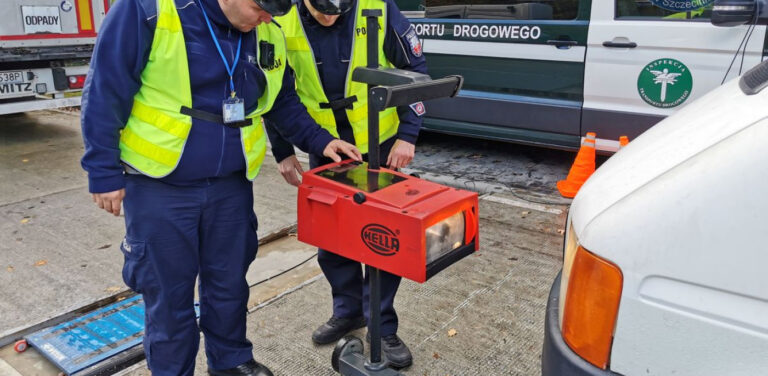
557,132,596,198
619,135,629,149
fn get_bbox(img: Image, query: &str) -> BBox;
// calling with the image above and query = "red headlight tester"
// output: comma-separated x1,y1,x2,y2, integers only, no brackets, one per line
297,9,477,376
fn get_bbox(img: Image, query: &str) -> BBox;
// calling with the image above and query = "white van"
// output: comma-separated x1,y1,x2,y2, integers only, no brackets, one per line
399,0,768,151
541,59,768,375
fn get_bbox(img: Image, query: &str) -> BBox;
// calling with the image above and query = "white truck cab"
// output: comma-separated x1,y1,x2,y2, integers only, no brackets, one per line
401,0,768,151
541,59,768,375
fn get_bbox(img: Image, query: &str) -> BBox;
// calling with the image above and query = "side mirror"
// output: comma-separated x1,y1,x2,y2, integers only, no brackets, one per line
711,0,758,26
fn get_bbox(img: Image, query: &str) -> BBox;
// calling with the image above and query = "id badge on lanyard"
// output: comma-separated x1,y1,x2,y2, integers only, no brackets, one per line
198,0,246,124
223,95,245,123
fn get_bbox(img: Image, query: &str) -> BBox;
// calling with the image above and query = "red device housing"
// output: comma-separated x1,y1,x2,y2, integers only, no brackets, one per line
297,160,479,283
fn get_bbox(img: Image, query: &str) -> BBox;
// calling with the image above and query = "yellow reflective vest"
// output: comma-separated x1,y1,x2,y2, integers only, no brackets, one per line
119,0,286,180
276,0,399,155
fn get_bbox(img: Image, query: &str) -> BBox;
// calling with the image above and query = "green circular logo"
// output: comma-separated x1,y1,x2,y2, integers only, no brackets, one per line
637,58,693,108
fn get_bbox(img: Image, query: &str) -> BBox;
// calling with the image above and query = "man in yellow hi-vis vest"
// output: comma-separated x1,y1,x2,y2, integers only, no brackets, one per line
80,0,361,375
264,0,427,368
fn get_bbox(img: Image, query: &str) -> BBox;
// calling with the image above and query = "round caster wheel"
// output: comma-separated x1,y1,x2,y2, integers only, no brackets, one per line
13,339,28,353
331,335,363,372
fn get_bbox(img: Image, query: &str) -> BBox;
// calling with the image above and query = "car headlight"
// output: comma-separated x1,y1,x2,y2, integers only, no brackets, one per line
425,211,465,265
557,215,623,370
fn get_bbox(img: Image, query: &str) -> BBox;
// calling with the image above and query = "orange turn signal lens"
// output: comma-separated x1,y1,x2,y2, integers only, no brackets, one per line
561,246,623,369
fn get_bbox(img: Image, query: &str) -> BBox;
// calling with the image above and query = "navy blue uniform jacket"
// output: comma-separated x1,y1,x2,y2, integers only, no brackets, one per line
81,0,335,193
266,0,428,163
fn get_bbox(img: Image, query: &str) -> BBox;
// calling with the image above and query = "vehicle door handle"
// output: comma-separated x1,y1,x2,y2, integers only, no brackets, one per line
603,41,637,48
547,40,578,48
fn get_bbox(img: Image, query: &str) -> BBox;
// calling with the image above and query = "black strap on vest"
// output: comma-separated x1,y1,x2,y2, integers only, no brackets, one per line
180,106,253,128
319,96,357,111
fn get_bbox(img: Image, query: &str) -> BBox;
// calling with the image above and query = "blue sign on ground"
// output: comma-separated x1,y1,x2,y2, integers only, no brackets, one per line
650,0,714,12
26,295,145,375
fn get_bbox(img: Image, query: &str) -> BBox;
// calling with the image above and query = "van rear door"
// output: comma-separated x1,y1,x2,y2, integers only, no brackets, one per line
409,0,590,148
581,1,767,143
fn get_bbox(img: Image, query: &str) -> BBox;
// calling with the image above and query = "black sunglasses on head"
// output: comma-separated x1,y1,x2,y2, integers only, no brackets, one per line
308,0,354,15
253,0,294,16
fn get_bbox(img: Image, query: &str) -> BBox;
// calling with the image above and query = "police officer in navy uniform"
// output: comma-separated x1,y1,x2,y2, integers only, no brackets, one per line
80,0,362,374
265,0,427,368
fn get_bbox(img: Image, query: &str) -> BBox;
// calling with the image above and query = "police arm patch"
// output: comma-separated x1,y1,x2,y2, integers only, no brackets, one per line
402,25,422,58
409,101,425,116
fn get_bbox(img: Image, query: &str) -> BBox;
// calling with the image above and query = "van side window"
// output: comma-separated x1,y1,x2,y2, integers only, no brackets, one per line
424,0,580,20
616,0,713,20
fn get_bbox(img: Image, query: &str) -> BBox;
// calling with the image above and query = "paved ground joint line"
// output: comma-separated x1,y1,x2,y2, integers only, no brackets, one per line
248,275,324,313
0,185,86,209
481,194,565,215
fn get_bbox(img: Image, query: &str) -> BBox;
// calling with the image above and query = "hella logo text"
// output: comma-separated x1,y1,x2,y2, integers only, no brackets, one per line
361,224,400,256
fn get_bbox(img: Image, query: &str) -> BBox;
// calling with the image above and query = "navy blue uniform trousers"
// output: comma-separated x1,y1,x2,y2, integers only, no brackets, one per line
121,173,258,375
310,137,402,336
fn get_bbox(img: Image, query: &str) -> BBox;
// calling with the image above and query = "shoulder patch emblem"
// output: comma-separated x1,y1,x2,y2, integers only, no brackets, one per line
409,101,425,116
404,25,422,57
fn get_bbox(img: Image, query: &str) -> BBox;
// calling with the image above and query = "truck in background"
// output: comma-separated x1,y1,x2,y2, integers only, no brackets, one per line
0,0,112,115
397,0,768,151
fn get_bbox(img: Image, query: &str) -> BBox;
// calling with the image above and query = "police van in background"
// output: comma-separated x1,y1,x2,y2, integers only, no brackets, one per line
396,0,768,151
0,0,113,115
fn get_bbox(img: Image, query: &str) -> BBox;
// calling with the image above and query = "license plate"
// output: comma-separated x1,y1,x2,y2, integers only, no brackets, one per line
0,71,33,98
0,71,24,84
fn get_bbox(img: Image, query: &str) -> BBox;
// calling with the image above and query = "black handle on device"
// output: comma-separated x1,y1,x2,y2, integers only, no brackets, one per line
370,76,463,111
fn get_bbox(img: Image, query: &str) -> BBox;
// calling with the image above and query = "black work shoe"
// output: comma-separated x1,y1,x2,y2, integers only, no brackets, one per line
208,359,273,376
366,333,413,369
312,316,367,344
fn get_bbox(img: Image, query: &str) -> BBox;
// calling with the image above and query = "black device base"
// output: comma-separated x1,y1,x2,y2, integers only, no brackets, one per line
332,336,403,376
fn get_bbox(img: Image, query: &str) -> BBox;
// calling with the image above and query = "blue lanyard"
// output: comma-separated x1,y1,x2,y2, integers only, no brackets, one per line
198,0,242,97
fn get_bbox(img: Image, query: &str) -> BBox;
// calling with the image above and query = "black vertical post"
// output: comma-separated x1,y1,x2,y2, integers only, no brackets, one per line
362,8,384,368
368,266,382,365
364,10,381,171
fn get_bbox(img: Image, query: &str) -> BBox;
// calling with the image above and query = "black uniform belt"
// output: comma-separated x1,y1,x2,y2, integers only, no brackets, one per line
319,96,357,111
180,106,253,128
